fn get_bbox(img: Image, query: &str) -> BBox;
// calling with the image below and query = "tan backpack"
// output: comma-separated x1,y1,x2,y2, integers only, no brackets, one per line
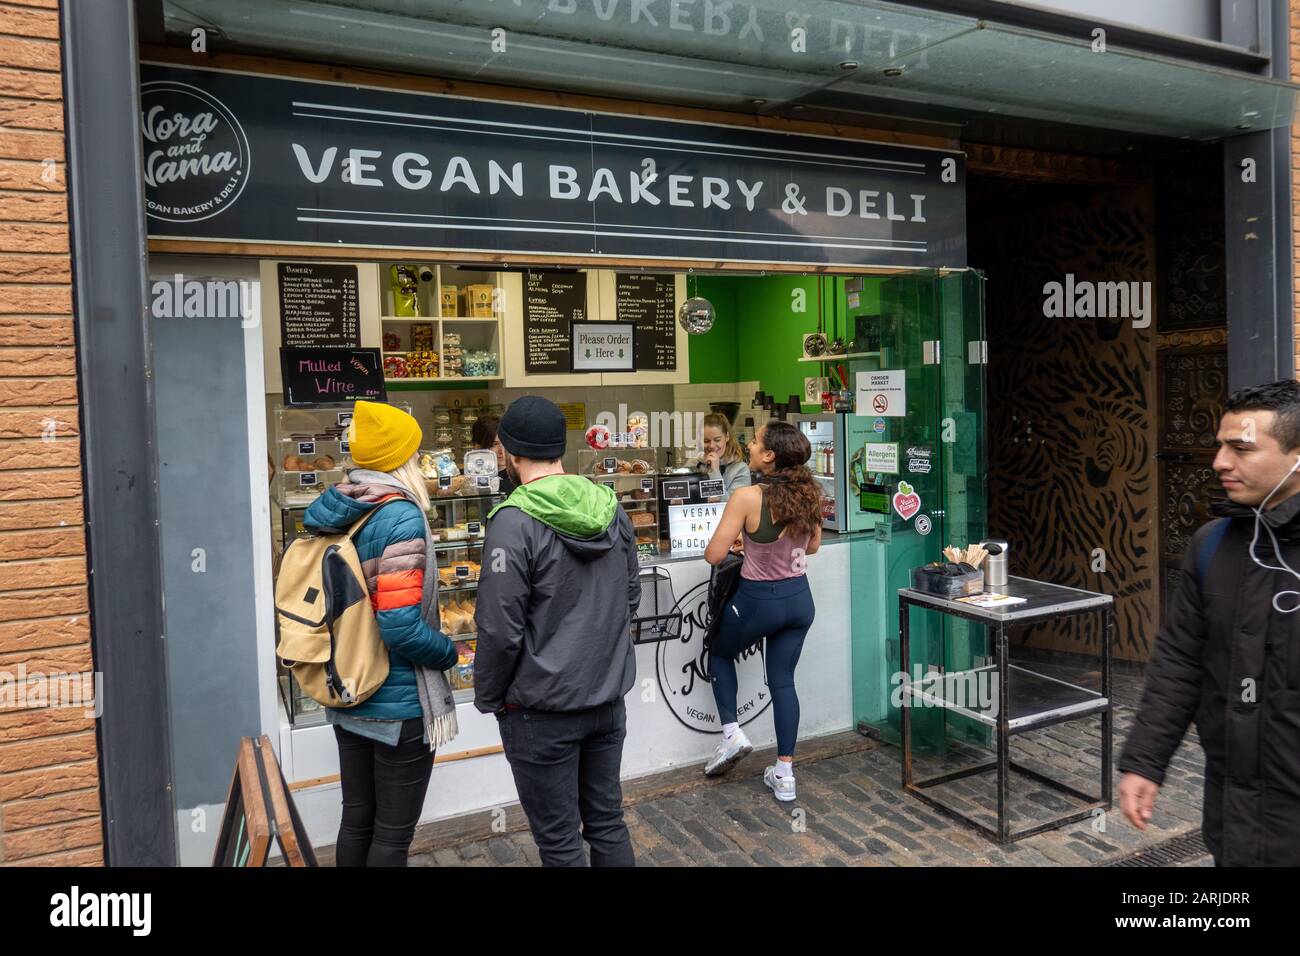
274,500,403,708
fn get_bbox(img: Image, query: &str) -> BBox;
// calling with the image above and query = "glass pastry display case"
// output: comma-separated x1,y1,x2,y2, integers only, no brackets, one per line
577,448,661,562
428,486,503,705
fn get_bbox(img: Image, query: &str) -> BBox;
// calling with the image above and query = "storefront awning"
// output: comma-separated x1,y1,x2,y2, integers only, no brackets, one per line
159,0,1298,141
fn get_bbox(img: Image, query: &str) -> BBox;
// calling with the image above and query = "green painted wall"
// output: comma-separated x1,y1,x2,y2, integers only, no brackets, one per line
688,277,739,383
688,274,886,408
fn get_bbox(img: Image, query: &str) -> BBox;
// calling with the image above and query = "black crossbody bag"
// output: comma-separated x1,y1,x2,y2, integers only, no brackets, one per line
702,552,744,650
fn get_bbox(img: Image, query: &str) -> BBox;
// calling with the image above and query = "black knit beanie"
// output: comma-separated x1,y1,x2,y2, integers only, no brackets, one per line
497,396,567,460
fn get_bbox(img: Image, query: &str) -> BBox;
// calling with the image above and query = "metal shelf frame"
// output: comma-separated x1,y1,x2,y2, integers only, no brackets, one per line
898,575,1114,843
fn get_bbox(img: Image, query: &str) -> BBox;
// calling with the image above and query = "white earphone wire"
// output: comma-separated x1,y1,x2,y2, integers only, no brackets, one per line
1247,454,1300,613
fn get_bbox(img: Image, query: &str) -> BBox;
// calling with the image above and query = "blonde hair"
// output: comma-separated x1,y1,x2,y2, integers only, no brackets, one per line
702,413,743,464
387,455,432,513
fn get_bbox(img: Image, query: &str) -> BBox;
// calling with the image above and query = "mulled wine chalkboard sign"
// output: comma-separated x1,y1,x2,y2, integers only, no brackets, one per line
280,347,386,406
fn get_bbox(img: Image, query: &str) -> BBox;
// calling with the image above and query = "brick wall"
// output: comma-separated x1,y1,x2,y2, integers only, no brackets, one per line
1293,3,1300,377
0,0,102,866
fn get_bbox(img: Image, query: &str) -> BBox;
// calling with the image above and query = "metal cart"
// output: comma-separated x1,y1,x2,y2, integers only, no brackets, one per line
897,576,1113,843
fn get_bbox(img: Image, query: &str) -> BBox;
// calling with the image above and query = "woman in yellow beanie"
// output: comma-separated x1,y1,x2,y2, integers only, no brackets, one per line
302,400,457,866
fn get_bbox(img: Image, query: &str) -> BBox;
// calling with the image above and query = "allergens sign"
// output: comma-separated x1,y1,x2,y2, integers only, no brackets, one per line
668,502,724,553
864,442,899,474
856,370,906,418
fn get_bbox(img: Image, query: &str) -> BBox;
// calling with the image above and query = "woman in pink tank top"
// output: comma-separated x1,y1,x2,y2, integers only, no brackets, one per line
700,422,823,801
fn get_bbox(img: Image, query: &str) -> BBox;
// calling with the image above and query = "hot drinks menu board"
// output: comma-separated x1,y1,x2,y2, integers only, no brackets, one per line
616,273,676,371
278,262,360,348
524,270,586,373
281,347,386,406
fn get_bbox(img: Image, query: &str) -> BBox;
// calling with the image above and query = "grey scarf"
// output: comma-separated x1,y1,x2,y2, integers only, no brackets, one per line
347,469,458,751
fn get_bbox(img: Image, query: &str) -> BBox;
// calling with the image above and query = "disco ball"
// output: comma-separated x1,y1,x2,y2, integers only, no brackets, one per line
678,296,715,334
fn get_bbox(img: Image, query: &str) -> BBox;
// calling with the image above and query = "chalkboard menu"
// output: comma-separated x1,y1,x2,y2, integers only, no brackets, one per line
524,270,586,373
616,273,676,371
278,262,360,347
281,347,386,406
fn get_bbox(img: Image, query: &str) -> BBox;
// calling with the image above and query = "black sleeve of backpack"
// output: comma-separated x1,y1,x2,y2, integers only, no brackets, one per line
473,510,531,714
622,510,640,624
1117,535,1207,787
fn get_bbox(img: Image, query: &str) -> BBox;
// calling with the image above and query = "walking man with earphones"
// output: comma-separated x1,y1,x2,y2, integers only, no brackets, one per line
1119,380,1300,866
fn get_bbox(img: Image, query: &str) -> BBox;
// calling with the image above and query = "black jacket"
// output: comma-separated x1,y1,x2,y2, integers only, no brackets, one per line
473,497,639,714
1118,493,1300,865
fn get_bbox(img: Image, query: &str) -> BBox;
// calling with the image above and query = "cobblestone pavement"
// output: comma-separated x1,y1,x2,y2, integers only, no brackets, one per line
365,664,1212,867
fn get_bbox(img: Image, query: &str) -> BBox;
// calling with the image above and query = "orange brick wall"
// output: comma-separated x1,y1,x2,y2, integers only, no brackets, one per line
1294,2,1300,377
0,0,102,867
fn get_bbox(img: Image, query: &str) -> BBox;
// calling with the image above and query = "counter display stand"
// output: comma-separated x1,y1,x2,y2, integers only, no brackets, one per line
270,400,413,726
428,487,503,705
578,448,661,562
897,576,1113,843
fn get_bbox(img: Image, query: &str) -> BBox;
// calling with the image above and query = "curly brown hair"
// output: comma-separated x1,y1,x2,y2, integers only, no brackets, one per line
754,421,821,539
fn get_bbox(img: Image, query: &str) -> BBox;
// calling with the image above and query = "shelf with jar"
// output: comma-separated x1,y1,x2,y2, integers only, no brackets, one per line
379,263,503,385
577,447,661,563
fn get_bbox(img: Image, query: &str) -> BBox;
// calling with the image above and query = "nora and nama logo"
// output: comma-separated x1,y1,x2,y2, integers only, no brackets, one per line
141,80,250,224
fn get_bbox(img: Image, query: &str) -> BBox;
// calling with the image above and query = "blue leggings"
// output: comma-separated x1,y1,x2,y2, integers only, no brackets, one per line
709,575,815,757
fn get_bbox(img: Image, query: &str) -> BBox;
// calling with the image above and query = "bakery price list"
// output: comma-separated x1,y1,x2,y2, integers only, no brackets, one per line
278,262,361,348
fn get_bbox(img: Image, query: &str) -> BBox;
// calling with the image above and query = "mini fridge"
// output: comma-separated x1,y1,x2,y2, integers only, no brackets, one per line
793,413,846,531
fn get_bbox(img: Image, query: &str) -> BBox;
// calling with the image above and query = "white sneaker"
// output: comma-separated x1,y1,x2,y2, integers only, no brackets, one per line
764,764,797,802
704,729,753,776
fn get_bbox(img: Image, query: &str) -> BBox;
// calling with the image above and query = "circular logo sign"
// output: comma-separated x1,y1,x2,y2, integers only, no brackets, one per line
655,581,772,734
915,514,931,535
140,81,249,224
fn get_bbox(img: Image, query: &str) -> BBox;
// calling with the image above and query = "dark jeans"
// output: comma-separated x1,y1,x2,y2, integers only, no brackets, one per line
333,717,434,867
497,697,636,867
710,575,815,757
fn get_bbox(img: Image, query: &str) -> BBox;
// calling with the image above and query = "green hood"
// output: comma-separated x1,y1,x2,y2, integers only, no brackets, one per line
489,474,618,538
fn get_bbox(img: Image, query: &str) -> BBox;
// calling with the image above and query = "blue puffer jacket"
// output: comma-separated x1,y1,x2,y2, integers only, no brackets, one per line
303,476,456,720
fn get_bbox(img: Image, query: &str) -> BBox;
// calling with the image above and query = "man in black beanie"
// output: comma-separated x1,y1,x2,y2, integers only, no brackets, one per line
474,396,639,866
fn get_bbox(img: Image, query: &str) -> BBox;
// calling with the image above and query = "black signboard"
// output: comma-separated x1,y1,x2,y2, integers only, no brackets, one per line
699,479,725,499
140,64,965,268
616,273,676,371
278,262,360,347
281,347,386,406
662,479,690,501
524,271,586,373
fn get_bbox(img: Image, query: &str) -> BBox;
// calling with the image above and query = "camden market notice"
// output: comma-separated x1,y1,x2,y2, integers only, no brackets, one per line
140,63,965,268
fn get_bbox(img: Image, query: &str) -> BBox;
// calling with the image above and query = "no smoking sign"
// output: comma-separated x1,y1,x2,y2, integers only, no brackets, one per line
856,369,906,418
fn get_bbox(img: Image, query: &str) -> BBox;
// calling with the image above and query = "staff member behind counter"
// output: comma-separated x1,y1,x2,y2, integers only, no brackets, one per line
471,415,517,497
695,413,751,497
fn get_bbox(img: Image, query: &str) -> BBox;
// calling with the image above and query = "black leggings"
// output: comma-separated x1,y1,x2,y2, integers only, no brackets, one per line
709,575,815,757
333,717,434,866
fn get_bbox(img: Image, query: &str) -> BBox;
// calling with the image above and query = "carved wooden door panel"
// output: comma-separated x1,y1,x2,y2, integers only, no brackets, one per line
1156,344,1227,622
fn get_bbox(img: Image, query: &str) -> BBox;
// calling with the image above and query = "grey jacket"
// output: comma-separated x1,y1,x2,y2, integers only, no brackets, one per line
473,507,639,713
707,458,752,497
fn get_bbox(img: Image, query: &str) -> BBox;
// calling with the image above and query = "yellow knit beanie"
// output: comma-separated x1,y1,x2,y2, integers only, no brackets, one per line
348,401,422,473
